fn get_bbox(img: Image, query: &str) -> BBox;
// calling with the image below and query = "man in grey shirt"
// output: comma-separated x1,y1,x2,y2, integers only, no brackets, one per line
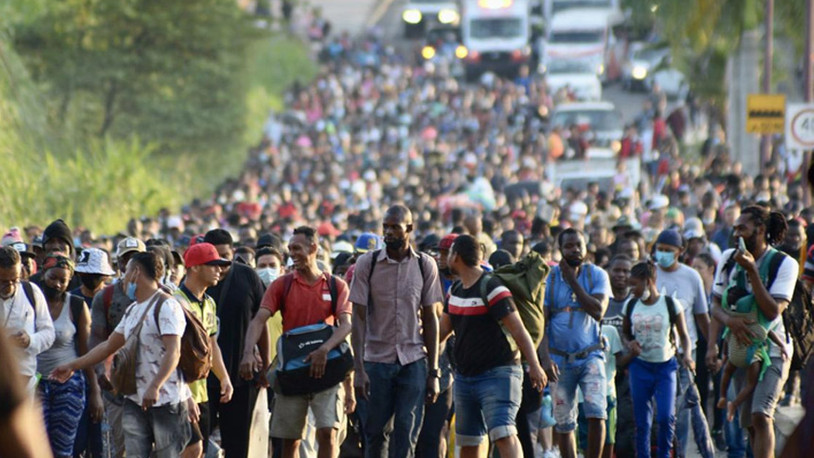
653,230,714,458
350,205,443,458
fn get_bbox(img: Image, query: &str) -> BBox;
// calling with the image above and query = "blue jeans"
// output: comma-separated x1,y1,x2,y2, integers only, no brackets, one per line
363,359,427,458
724,384,752,458
629,357,678,458
122,399,190,458
454,365,522,446
675,363,715,458
550,355,607,433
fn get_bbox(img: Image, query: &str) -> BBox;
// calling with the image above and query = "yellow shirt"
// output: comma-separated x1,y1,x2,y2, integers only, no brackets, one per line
174,286,218,404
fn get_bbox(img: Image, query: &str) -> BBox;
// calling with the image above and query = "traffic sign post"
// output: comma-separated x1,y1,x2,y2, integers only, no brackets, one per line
747,94,786,134
786,103,814,150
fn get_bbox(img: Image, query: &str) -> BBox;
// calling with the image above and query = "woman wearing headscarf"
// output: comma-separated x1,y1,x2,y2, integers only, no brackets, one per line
36,253,101,458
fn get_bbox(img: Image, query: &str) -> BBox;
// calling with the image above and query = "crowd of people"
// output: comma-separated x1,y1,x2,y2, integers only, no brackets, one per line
1,21,812,458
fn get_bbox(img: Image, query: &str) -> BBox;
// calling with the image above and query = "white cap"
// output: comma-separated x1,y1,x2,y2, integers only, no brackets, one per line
649,194,670,211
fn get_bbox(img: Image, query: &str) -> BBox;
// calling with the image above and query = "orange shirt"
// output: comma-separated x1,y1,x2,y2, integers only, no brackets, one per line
261,271,351,332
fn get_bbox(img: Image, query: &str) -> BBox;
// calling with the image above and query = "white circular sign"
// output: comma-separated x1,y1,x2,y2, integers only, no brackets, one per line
790,108,814,148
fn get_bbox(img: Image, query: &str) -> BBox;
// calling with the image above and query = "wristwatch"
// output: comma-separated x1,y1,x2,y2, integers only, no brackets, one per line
428,368,441,378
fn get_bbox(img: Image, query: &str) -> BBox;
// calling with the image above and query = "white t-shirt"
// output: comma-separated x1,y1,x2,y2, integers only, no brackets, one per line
114,291,189,407
712,248,797,359
623,295,683,363
657,264,709,352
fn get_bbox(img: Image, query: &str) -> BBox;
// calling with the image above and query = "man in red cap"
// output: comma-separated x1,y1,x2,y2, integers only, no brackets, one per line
178,243,235,458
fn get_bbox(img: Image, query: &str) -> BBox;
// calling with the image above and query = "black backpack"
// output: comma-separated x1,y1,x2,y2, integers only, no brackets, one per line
765,252,814,370
722,248,814,371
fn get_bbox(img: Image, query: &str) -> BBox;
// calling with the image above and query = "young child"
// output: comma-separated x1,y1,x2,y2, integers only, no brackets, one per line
716,310,787,421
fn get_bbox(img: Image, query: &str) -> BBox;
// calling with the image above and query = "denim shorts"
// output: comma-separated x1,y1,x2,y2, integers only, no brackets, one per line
454,364,522,446
550,355,607,433
122,399,191,458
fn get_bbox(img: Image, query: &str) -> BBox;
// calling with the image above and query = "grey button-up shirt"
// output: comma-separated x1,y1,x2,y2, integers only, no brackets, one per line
349,248,443,365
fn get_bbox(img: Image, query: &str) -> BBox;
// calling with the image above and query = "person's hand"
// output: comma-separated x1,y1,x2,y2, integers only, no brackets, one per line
10,331,30,349
682,355,696,373
727,316,757,346
559,258,577,284
705,347,721,373
426,376,440,404
239,353,257,381
354,368,370,401
528,362,548,391
541,357,559,383
733,249,757,274
627,340,642,357
220,378,234,403
141,384,160,410
344,388,357,414
49,364,76,383
305,346,329,379
89,389,105,423
187,397,200,423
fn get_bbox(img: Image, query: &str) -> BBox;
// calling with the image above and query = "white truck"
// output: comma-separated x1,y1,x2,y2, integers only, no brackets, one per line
459,0,532,80
540,7,624,83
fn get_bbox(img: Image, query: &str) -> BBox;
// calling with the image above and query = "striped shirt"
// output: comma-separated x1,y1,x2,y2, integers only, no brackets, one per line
445,274,518,376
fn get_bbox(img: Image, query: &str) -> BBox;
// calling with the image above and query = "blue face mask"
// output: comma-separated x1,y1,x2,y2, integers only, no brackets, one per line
654,250,676,268
126,282,137,301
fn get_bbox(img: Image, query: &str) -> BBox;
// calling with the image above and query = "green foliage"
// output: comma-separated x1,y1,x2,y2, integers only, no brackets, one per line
1,1,317,233
623,0,805,105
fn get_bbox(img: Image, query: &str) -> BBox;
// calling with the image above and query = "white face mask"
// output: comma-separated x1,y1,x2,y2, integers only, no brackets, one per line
640,287,651,302
256,267,280,287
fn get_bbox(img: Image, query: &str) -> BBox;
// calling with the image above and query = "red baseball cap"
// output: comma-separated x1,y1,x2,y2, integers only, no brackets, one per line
184,243,232,268
438,234,459,251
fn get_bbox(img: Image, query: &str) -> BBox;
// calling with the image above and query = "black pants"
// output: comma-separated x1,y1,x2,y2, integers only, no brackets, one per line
516,369,544,458
614,370,635,457
208,378,259,458
416,387,453,457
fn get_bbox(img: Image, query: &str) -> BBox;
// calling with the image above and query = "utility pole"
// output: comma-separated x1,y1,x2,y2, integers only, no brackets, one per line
760,0,774,172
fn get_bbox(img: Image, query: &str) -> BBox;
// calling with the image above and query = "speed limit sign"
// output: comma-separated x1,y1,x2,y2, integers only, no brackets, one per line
786,103,814,150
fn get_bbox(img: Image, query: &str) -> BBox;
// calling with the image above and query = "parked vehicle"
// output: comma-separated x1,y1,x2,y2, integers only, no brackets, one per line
543,59,602,101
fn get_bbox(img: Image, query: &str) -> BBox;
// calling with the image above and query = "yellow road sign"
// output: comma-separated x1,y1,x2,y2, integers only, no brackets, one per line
747,94,786,134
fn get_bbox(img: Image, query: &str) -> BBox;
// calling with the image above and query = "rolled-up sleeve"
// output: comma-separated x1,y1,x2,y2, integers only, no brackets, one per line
420,255,443,307
348,253,371,306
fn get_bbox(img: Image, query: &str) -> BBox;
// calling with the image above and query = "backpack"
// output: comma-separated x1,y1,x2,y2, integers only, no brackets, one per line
271,272,354,396
623,295,680,349
18,281,37,330
478,251,549,350
111,294,165,395
102,284,116,334
722,248,814,371
366,249,427,313
154,292,212,382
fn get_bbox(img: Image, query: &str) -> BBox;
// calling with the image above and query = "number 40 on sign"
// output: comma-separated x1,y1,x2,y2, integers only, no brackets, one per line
786,103,814,150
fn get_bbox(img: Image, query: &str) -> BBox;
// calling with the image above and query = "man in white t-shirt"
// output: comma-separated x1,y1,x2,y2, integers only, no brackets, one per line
51,251,191,457
706,207,796,458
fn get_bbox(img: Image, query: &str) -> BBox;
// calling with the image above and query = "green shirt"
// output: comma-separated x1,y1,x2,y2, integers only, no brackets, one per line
174,285,218,404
